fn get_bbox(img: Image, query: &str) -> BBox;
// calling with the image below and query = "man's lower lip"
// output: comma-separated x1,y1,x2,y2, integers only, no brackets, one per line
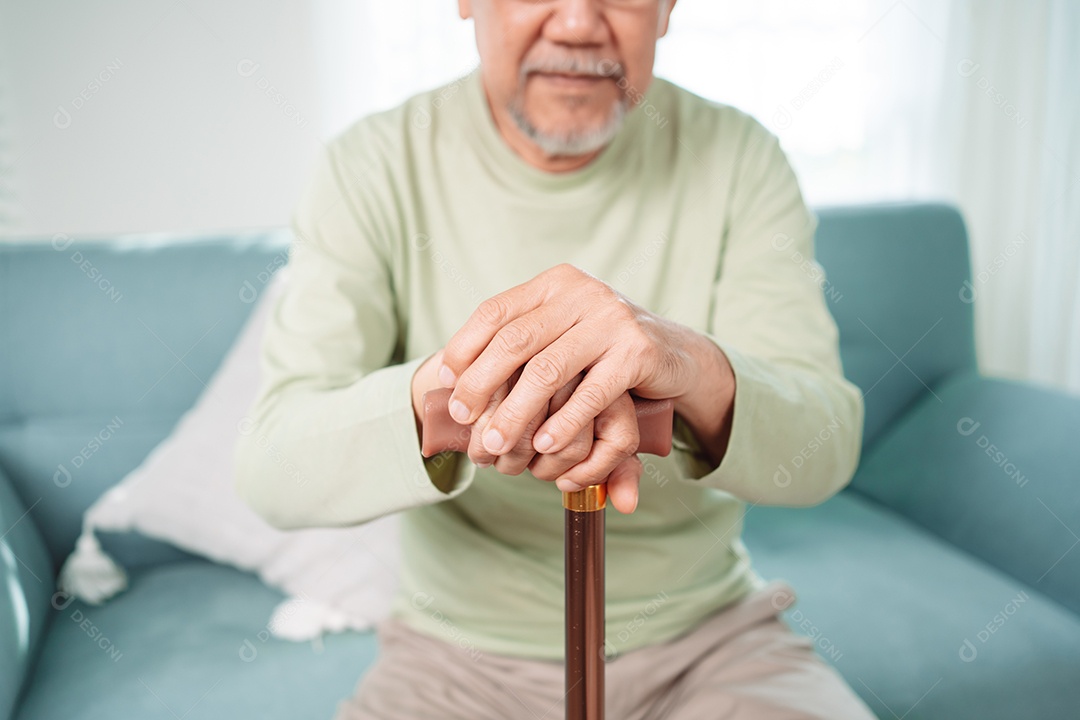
535,73,608,87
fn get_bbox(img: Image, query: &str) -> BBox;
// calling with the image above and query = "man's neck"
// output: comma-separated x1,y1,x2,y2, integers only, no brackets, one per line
482,83,605,174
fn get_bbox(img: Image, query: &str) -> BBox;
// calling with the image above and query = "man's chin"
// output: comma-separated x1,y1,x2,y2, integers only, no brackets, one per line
520,119,627,158
528,117,617,142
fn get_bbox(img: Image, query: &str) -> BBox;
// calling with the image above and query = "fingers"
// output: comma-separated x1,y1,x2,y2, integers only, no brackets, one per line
468,372,644,520
492,371,584,477
526,422,593,480
476,325,605,455
466,382,508,468
491,401,552,476
454,321,599,458
531,357,634,455
438,271,559,399
466,366,525,468
605,455,643,514
553,392,640,492
526,372,594,481
439,264,588,426
551,452,642,515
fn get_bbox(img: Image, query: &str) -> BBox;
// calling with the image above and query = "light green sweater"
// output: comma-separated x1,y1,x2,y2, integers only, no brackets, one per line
234,65,864,660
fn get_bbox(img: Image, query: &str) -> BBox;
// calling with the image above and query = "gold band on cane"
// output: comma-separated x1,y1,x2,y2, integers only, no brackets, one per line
563,484,607,512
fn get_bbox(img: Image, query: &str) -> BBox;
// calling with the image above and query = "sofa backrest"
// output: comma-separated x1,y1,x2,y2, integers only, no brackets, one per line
813,202,977,450
0,202,976,569
0,231,291,569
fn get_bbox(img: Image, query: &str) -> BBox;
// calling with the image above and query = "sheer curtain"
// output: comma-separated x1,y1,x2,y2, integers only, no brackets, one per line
307,0,1079,394
933,0,1080,392
0,57,13,231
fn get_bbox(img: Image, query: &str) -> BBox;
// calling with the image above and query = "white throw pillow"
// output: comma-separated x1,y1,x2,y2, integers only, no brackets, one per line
57,268,401,640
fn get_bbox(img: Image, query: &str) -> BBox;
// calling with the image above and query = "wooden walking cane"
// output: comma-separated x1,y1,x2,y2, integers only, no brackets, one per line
420,385,674,720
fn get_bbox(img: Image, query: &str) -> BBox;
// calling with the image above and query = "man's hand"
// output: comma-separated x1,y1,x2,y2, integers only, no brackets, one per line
529,375,643,514
465,364,555,475
436,263,703,490
413,347,643,513
414,348,566,472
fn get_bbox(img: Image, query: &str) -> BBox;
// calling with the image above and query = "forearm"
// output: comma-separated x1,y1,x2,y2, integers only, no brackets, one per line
672,329,736,468
235,354,476,530
669,332,864,507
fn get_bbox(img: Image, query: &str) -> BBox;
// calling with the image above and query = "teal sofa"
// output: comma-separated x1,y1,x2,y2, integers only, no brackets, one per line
1,203,1077,719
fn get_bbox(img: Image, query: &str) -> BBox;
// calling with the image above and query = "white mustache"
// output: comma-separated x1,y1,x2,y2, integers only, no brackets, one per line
521,56,625,81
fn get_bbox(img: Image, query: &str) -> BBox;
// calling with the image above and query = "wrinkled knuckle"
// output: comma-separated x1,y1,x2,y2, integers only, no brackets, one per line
517,426,541,449
643,341,678,386
468,451,492,467
495,456,526,476
565,439,592,464
620,321,650,353
530,465,556,482
476,297,512,327
495,323,535,357
568,423,594,448
455,375,486,403
610,430,641,457
576,384,611,415
550,375,581,410
634,321,654,346
527,355,564,393
527,407,548,432
553,262,580,279
510,446,535,469
467,436,489,463
498,401,530,428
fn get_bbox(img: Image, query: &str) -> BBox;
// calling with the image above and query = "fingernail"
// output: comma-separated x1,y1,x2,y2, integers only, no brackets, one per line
449,399,469,423
484,428,506,454
438,364,456,387
476,461,492,468
534,433,554,452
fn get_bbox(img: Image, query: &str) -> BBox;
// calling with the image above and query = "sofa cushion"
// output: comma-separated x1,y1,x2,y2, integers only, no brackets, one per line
742,491,1080,720
0,415,201,571
850,370,1080,614
14,561,378,720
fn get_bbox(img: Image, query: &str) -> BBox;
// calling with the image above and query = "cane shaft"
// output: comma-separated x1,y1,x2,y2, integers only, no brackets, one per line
565,485,605,720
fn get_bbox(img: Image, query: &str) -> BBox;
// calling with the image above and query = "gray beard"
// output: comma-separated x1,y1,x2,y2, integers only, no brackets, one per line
507,94,631,158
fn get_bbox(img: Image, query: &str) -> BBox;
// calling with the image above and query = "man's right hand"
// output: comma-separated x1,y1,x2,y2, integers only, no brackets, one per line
414,348,592,474
412,349,640,513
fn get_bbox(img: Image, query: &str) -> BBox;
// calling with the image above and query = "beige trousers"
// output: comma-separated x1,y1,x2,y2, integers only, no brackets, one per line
334,580,878,719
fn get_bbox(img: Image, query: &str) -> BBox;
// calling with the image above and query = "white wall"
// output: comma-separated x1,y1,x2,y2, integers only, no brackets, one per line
0,0,323,238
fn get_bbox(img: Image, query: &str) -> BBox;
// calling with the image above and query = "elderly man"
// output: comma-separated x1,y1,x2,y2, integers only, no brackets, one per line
235,0,877,718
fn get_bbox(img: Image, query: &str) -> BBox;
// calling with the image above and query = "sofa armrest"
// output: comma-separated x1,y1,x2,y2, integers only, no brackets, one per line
849,370,1080,614
0,463,53,720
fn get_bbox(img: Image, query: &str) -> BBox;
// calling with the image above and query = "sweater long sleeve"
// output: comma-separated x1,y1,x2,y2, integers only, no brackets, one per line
233,139,477,531
671,124,864,507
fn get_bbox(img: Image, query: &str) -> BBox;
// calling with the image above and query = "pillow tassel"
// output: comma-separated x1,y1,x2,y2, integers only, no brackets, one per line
57,529,128,605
